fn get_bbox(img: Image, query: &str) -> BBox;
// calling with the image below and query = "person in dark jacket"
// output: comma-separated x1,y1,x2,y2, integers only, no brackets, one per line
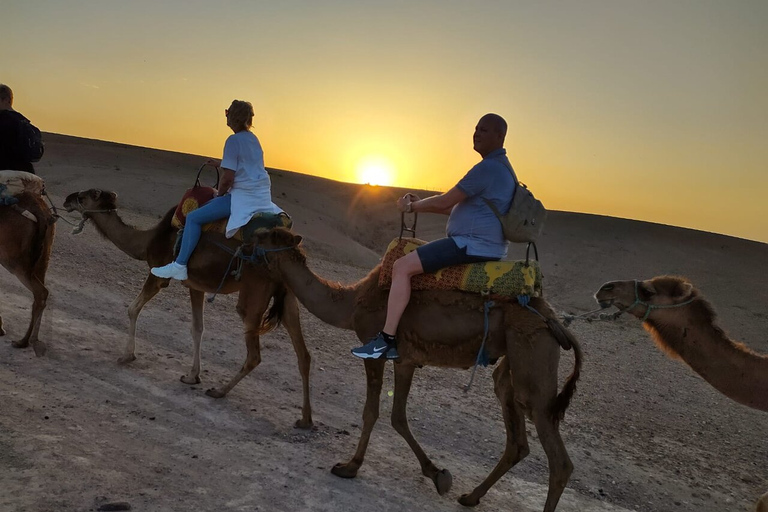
0,84,37,173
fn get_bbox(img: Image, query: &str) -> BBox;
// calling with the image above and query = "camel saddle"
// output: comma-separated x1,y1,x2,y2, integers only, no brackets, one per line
378,237,543,299
0,170,45,222
171,190,292,242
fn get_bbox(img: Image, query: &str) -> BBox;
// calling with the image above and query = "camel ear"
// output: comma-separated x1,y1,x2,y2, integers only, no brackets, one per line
293,234,303,246
673,281,694,301
637,281,656,301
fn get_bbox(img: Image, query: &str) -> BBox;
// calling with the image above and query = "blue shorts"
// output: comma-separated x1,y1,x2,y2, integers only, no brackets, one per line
415,237,498,274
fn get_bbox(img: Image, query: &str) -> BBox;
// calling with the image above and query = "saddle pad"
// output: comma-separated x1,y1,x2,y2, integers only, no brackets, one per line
378,237,542,298
172,191,292,242
0,170,45,197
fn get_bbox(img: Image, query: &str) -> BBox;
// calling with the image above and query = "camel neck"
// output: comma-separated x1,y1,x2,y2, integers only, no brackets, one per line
276,254,359,330
648,317,768,411
88,211,157,261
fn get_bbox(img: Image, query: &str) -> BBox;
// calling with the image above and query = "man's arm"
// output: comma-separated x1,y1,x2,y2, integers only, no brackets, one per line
398,186,467,216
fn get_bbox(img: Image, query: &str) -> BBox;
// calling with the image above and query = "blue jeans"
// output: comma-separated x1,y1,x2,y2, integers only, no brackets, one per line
176,194,231,265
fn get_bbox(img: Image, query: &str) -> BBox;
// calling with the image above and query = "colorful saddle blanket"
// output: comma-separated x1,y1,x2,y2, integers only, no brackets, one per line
171,189,292,242
378,238,543,298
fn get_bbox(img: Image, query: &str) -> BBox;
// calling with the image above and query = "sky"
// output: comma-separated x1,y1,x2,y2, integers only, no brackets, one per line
3,0,767,243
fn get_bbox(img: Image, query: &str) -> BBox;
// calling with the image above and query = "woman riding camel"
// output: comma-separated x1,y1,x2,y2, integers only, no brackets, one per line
151,100,283,281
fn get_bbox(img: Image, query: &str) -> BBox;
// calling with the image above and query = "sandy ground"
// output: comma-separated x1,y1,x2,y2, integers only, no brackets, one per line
0,134,766,512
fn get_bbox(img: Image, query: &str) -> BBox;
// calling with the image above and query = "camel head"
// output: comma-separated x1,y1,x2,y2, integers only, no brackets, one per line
595,275,696,321
63,189,118,215
251,227,306,272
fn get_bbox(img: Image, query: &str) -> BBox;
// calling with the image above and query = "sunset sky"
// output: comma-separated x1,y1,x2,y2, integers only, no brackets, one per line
4,1,767,242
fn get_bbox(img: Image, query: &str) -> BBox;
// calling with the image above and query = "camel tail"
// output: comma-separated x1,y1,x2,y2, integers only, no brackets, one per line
549,318,583,423
259,284,287,335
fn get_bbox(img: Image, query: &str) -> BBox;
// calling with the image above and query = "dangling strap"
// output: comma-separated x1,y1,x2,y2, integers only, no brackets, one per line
464,299,495,393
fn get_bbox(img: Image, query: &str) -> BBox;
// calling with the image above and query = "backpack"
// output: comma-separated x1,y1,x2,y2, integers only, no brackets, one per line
18,117,45,163
483,158,547,244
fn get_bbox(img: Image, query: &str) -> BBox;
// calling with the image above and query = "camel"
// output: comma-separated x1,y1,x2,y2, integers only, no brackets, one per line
594,275,768,511
0,190,55,357
63,189,313,428
254,227,583,512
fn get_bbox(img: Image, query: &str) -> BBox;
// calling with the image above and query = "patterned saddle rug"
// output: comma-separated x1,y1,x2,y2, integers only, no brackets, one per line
171,187,292,242
378,237,543,298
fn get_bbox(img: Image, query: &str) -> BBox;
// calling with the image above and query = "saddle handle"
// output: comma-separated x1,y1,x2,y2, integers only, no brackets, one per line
525,242,539,266
195,163,220,189
399,211,418,240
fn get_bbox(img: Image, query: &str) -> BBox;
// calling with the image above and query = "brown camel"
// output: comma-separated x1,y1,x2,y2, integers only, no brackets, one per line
595,275,768,511
0,191,55,357
255,227,583,512
63,189,313,428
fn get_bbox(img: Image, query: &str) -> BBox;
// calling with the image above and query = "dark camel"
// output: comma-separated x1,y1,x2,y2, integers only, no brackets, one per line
595,276,768,511
63,189,313,428
255,227,583,512
0,191,55,356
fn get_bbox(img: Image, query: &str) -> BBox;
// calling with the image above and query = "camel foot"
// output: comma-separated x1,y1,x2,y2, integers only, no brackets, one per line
117,354,136,365
0,324,5,336
294,418,314,430
331,462,359,479
32,342,47,358
433,469,453,496
205,387,226,399
11,339,30,349
180,374,201,385
458,492,481,507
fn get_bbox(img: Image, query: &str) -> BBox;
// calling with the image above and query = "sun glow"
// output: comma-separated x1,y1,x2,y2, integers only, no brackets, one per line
356,156,395,187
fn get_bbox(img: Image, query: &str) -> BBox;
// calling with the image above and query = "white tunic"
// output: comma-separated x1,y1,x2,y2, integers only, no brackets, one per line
220,130,283,238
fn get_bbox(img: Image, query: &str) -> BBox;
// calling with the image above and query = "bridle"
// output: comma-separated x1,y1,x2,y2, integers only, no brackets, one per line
615,280,696,322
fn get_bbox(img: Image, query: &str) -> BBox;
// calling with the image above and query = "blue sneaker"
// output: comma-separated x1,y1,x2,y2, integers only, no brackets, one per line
351,333,399,360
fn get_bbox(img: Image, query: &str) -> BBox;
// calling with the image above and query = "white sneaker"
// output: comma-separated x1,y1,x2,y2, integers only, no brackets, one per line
150,261,188,280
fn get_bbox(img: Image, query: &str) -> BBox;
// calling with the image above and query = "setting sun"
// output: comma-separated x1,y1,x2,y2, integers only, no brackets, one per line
356,156,395,187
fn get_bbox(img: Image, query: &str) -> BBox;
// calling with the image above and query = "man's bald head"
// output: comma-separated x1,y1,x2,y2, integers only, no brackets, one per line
473,113,507,157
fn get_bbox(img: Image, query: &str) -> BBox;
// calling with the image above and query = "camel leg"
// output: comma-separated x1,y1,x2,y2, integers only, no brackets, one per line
281,289,313,429
12,271,49,357
332,358,386,478
0,315,5,336
509,332,572,512
530,403,572,512
459,358,530,507
205,288,271,398
390,362,453,495
180,288,205,385
121,274,168,364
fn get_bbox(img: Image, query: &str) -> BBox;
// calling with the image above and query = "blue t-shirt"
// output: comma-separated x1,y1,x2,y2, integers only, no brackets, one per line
447,148,517,258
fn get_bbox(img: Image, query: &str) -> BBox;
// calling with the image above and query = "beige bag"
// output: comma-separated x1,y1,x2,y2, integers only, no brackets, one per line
0,170,45,196
483,160,546,244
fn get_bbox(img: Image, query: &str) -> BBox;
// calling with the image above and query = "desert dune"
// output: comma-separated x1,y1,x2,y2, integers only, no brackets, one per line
0,133,766,512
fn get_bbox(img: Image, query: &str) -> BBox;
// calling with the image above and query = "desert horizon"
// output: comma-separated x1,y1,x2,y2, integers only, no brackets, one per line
38,132,768,247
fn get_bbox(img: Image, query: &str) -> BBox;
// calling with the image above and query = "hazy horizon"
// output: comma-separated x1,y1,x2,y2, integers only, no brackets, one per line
4,1,767,243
